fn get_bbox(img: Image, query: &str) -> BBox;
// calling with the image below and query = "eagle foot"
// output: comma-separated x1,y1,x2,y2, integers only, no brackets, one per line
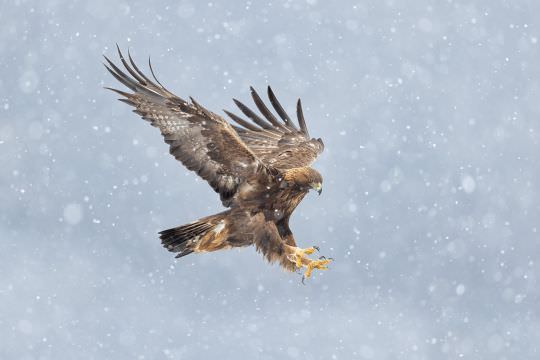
303,258,331,279
287,246,318,268
286,246,332,281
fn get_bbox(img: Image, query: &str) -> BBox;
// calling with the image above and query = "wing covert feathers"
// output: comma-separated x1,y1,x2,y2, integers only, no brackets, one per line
104,47,270,206
226,86,324,169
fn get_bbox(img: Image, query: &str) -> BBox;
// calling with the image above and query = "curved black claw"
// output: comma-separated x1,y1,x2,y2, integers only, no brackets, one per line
313,246,320,252
301,275,306,285
319,255,326,260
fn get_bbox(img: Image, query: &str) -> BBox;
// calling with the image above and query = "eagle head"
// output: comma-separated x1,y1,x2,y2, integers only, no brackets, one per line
282,167,323,195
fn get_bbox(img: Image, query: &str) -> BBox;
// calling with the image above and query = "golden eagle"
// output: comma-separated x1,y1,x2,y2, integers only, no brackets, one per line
104,47,331,279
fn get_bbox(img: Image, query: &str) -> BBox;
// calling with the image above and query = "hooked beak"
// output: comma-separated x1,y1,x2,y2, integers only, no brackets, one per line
312,182,322,196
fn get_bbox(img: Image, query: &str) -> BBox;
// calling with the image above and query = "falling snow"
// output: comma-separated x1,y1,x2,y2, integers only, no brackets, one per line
1,1,539,359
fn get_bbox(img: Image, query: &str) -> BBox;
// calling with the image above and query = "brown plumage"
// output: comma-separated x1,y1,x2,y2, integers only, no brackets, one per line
104,46,330,278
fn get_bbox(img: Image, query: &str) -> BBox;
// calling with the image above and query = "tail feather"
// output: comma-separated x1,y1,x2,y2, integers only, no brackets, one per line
159,221,214,258
159,210,234,258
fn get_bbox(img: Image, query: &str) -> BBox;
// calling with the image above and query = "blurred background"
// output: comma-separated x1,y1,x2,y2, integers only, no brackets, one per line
1,0,539,359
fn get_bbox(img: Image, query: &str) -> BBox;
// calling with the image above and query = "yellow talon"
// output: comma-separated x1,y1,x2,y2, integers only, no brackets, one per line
286,246,332,281
290,247,317,267
303,258,331,279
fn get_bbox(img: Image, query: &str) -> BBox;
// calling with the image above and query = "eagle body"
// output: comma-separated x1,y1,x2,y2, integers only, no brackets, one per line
159,166,320,272
105,47,329,277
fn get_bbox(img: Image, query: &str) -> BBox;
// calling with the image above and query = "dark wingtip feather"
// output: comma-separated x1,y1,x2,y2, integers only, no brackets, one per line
267,86,298,130
115,45,148,85
233,98,274,130
296,98,309,136
148,56,167,89
104,86,130,97
119,98,136,106
105,46,177,100
102,58,138,91
224,110,261,131
249,86,286,129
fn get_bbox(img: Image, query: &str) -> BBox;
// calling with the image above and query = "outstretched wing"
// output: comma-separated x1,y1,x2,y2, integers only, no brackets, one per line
224,87,324,169
104,46,270,206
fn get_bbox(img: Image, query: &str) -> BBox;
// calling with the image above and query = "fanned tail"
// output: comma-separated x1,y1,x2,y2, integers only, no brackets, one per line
159,211,229,258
